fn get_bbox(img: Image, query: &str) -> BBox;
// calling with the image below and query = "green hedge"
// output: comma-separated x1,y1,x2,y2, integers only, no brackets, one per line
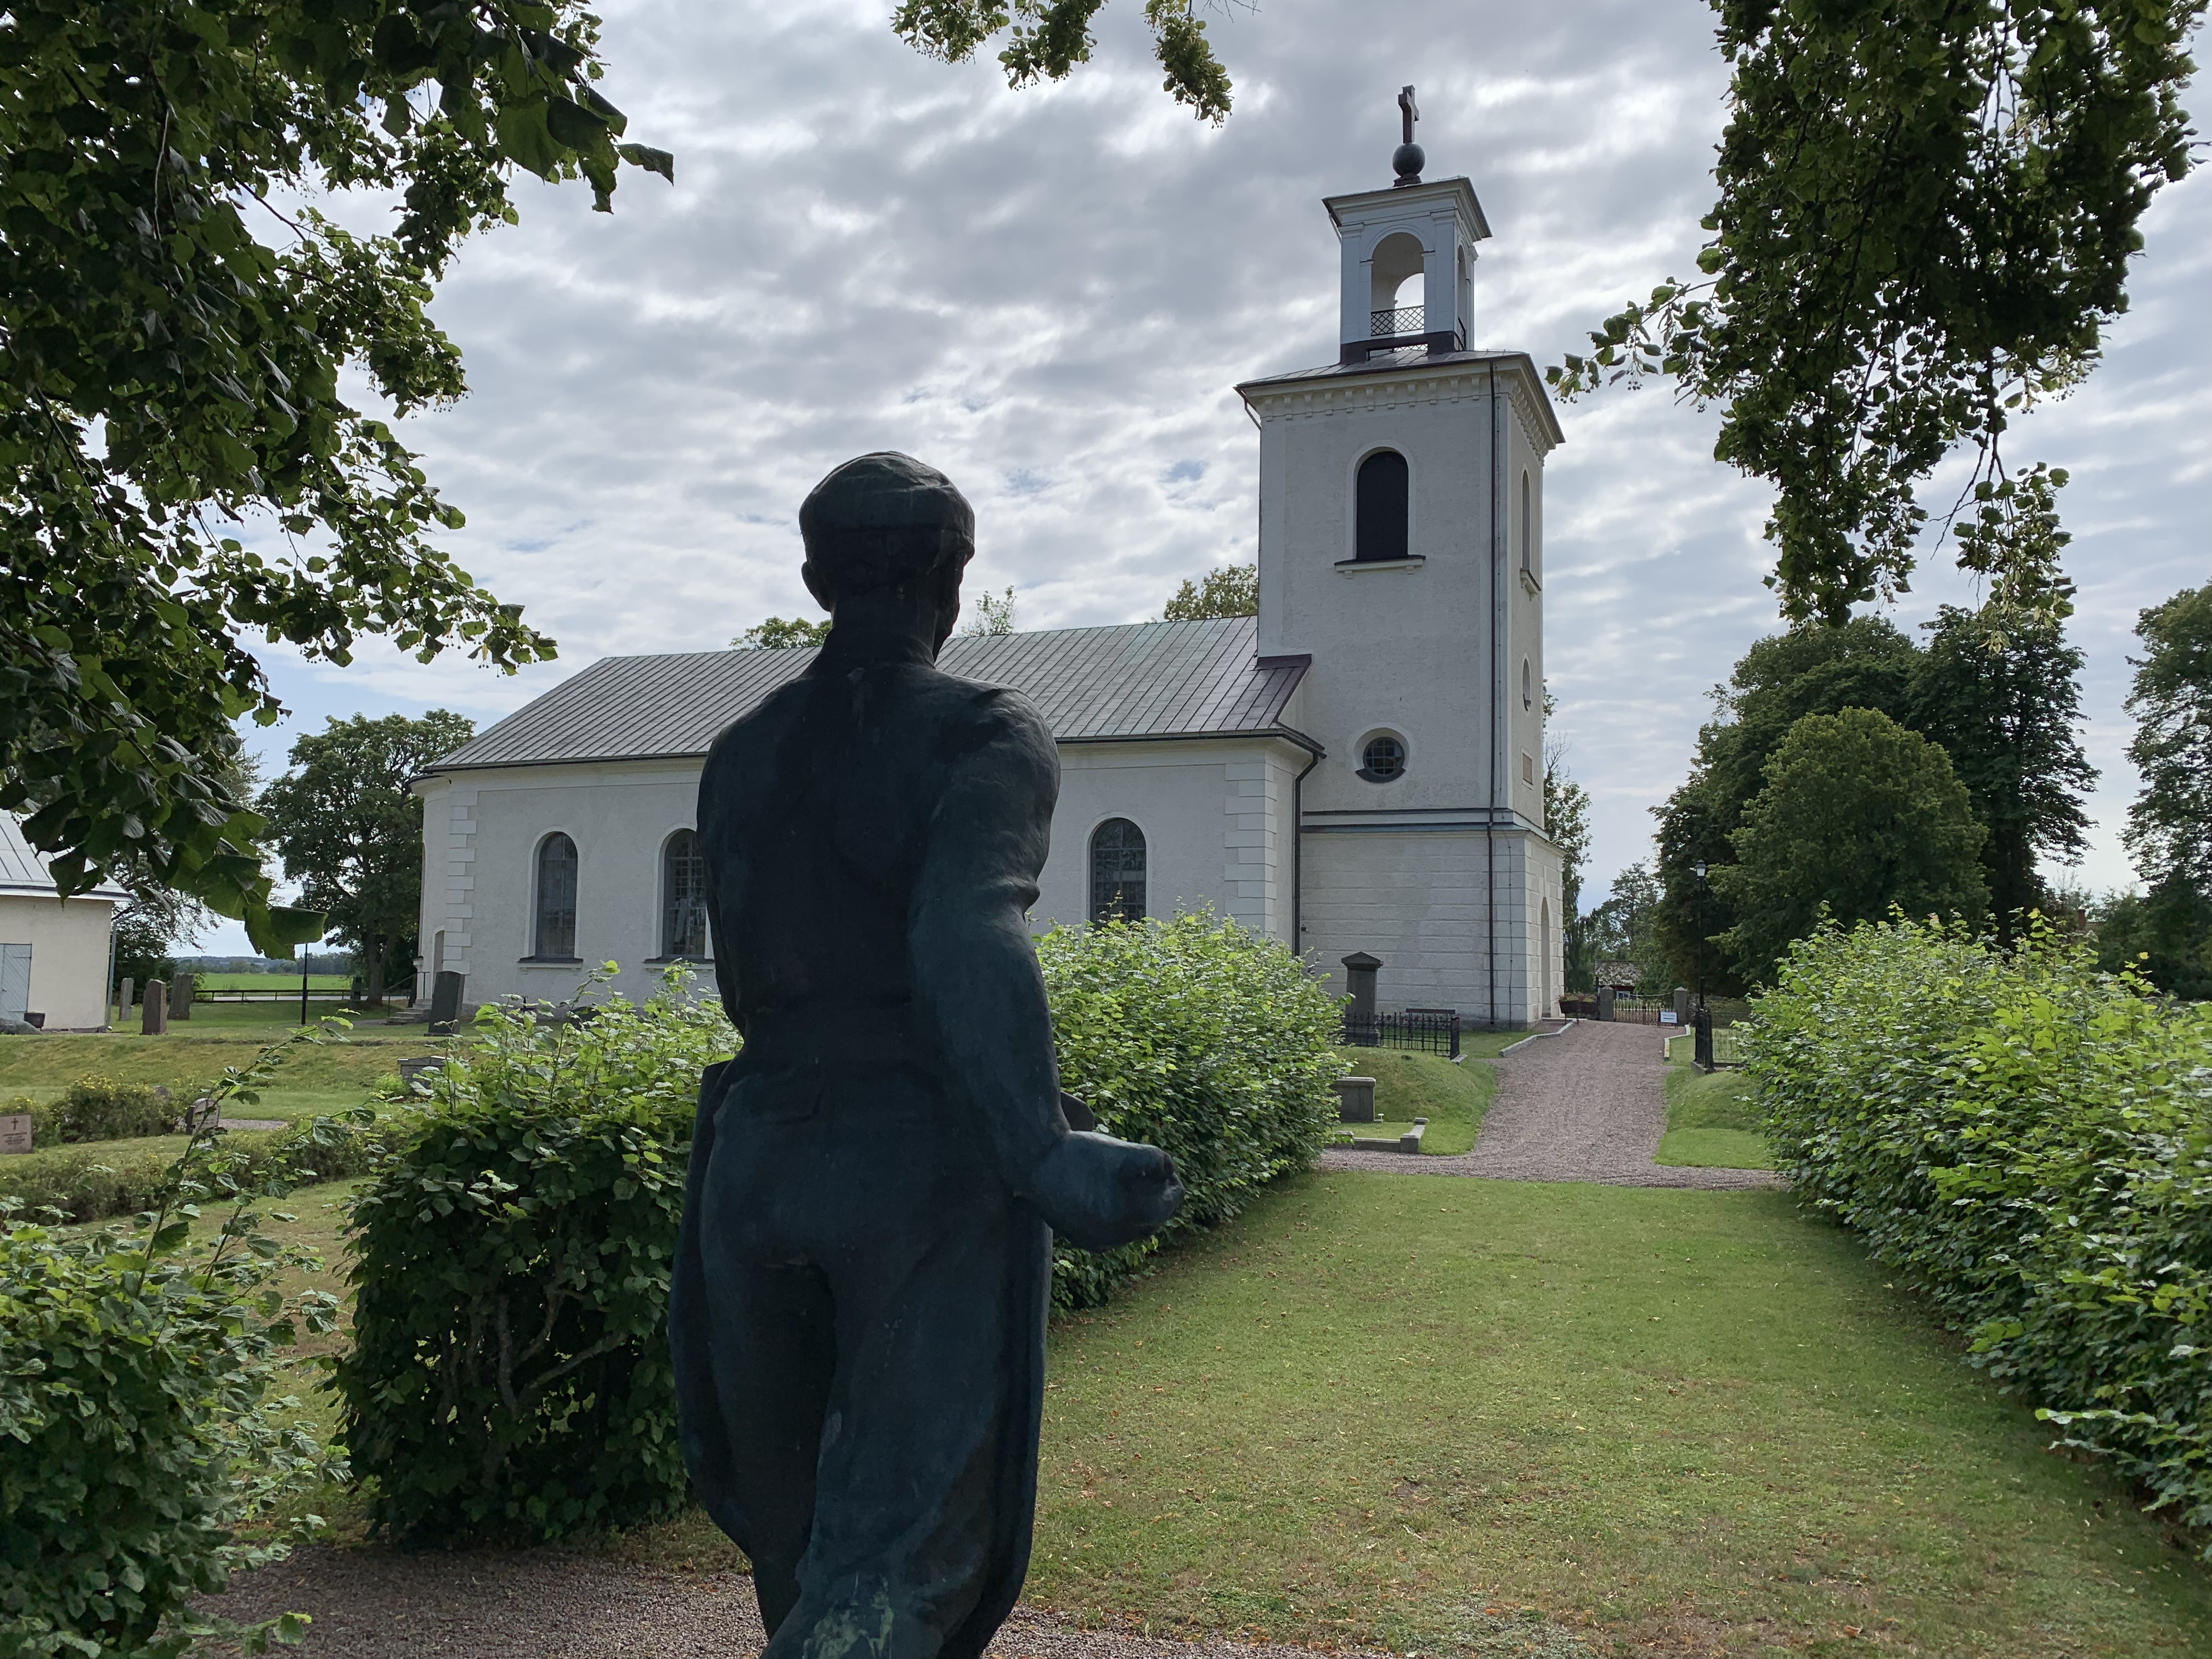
0,1118,388,1224
335,974,731,1543
1749,917,2212,1536
340,920,1343,1542
1038,911,1342,1307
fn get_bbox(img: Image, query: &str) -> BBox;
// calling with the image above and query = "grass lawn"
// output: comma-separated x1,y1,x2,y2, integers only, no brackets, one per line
1335,1048,1494,1156
1656,1050,1771,1171
1025,1172,2210,1655
0,1029,454,1120
231,1167,2212,1656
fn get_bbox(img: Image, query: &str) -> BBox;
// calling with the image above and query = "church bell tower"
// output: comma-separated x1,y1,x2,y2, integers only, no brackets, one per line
1235,93,1567,1027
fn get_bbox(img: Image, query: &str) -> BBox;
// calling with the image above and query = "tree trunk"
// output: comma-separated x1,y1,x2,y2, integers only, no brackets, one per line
365,933,386,1008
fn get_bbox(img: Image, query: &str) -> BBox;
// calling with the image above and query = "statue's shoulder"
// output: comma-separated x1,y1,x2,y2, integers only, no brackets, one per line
912,666,1055,758
699,677,809,797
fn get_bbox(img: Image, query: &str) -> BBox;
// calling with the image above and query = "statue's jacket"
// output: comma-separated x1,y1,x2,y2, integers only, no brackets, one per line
670,640,1070,1659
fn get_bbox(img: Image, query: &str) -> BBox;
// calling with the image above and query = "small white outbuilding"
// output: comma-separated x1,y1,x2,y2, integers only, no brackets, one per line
0,814,127,1031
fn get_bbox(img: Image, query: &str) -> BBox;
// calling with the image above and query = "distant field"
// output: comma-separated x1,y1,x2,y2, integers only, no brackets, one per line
191,972,351,991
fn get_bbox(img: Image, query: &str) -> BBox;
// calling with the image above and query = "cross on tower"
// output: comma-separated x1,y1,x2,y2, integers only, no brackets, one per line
1391,85,1425,186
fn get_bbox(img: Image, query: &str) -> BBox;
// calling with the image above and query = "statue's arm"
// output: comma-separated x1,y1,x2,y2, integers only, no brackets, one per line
910,692,1182,1249
908,692,1066,1184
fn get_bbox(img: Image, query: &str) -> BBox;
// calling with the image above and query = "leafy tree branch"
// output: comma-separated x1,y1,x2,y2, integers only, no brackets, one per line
893,0,1234,121
1,0,672,919
1547,0,2202,622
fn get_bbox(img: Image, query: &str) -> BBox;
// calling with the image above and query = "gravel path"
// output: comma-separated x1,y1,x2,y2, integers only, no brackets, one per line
202,1547,1395,1659
1321,1021,1779,1192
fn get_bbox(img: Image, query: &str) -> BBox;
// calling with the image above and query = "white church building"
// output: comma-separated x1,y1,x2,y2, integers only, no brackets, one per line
414,154,1566,1026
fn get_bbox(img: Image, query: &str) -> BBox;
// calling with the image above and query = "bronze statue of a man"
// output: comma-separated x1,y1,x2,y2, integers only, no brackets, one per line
670,452,1183,1659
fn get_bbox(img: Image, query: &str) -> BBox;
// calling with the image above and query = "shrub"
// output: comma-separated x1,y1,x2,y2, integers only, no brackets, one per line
338,922,1342,1543
0,1118,391,1226
1038,911,1342,1307
335,970,733,1543
1748,916,2212,1537
50,1078,172,1144
0,1033,351,1657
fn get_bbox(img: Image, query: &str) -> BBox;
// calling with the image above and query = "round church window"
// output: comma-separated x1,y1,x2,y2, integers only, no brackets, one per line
1359,733,1407,782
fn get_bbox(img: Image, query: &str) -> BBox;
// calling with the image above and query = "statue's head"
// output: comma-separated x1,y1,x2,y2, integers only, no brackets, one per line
799,454,973,638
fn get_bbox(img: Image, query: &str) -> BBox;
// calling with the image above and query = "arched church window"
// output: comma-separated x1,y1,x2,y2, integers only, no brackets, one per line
1355,450,1409,562
1089,819,1147,923
1522,659,1534,710
534,833,579,960
1359,733,1407,782
662,829,709,958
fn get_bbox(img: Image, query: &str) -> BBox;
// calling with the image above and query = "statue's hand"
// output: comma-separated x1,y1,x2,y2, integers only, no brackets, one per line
1029,1131,1184,1252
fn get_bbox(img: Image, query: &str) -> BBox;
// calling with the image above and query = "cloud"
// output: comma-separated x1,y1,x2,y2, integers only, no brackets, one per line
217,0,2209,954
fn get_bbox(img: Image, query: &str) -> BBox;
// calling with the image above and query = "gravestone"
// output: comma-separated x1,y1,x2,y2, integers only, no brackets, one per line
1595,986,1615,1022
142,980,168,1036
1341,951,1382,1022
398,1056,446,1094
0,1113,31,1155
1673,985,1690,1026
180,1097,219,1133
427,969,465,1035
672,453,1183,1659
1334,1076,1377,1122
167,974,193,1022
117,976,134,1022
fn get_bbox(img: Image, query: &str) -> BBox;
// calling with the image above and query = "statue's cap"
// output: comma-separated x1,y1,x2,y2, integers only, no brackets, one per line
800,452,973,540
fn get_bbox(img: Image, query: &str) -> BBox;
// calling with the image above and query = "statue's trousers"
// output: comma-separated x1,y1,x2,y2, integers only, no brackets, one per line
670,1014,1052,1659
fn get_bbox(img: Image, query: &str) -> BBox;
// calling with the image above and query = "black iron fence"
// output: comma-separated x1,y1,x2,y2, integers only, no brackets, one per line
191,985,354,1003
1690,1010,1746,1071
1558,994,1753,1029
1341,1009,1461,1059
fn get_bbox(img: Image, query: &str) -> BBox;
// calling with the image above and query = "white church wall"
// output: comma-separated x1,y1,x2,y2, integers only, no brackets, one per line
1522,830,1566,1024
1299,825,1561,1027
1300,827,1492,1018
420,736,1310,1008
414,760,704,1008
1253,366,1506,822
1032,738,1304,942
1504,379,1549,830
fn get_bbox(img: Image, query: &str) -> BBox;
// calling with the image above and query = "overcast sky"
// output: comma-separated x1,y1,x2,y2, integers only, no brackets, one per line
206,0,2210,953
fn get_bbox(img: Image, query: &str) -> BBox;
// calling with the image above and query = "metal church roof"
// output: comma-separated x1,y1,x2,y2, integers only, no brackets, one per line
426,615,1316,774
0,815,131,901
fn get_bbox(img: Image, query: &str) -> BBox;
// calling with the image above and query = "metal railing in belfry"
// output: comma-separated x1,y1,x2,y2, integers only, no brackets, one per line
1341,1009,1460,1059
1369,305,1426,337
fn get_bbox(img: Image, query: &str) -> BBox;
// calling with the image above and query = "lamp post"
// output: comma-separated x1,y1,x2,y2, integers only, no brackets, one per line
1690,861,1712,1072
1691,861,1708,1012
